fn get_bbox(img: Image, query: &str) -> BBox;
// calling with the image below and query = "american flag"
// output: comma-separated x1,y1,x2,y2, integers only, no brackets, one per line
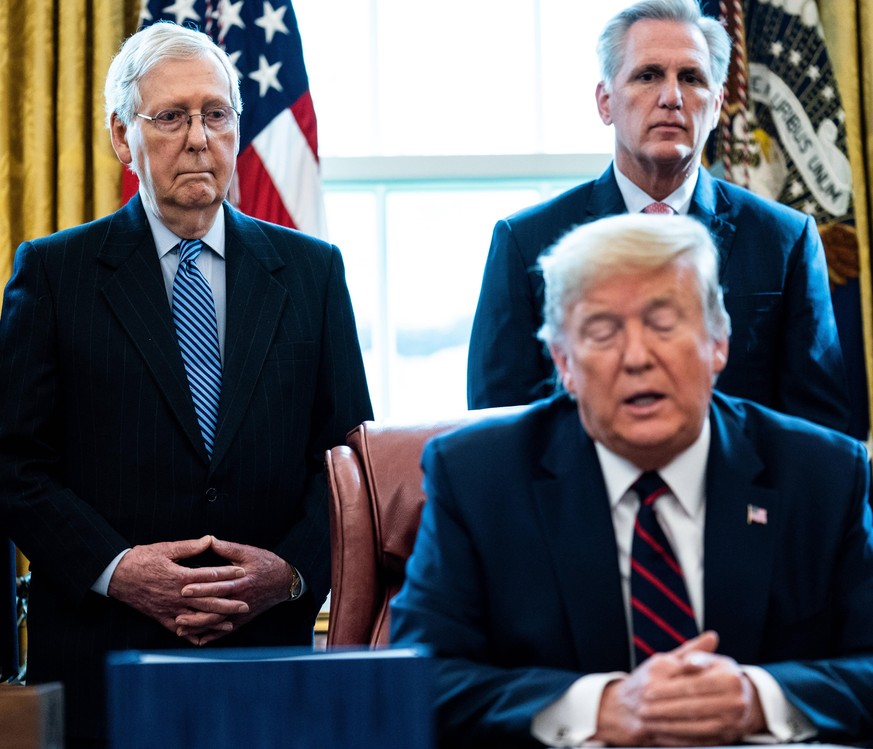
746,504,768,526
124,0,327,237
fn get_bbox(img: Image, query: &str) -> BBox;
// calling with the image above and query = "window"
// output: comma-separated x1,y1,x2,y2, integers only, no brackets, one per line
294,0,635,417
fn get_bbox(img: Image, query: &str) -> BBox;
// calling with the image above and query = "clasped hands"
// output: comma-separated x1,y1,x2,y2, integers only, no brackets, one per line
593,631,766,746
107,535,294,646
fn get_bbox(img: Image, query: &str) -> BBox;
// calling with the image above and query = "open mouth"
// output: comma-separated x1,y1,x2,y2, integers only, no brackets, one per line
624,392,665,407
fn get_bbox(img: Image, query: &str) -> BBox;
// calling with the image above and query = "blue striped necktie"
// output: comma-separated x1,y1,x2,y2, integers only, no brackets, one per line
630,471,698,663
172,238,222,458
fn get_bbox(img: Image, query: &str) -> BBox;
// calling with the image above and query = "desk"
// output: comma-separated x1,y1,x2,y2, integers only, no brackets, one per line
106,646,433,749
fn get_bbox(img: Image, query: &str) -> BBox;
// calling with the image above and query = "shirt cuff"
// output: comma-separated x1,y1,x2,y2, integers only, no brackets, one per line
531,672,627,747
742,665,816,743
91,548,131,596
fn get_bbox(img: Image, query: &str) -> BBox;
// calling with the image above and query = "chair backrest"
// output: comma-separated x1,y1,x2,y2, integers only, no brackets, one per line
326,409,519,647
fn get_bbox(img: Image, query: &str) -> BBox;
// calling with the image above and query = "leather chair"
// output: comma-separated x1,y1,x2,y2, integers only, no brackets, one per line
326,409,520,647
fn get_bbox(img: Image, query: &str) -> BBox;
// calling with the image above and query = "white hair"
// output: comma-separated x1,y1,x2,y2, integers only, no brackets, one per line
104,21,242,129
596,0,731,92
538,213,731,345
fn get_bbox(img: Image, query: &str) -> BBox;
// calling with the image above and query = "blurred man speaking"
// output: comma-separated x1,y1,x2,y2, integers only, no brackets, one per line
394,214,873,747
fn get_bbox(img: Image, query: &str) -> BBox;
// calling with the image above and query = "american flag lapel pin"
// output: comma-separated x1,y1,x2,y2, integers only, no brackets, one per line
747,504,768,525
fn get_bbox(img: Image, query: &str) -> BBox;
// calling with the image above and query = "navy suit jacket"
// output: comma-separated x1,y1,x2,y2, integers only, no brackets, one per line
467,166,850,433
0,195,373,741
391,393,873,747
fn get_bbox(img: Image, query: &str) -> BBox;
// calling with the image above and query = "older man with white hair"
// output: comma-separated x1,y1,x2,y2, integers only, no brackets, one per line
394,213,873,747
0,21,371,747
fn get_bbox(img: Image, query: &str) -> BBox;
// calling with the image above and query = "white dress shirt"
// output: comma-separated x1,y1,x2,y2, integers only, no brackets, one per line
532,422,813,746
613,163,697,216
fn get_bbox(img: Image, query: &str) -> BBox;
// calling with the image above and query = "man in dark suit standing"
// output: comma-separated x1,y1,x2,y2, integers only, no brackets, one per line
467,0,850,434
393,213,873,747
0,21,372,747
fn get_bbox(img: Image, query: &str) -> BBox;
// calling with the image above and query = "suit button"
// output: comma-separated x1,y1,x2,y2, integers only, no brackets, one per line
205,487,218,502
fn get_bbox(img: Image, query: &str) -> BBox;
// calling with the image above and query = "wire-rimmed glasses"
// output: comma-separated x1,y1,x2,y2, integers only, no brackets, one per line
135,106,240,134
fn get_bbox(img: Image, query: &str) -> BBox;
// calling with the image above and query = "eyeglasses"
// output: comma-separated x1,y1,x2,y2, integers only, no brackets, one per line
135,106,240,134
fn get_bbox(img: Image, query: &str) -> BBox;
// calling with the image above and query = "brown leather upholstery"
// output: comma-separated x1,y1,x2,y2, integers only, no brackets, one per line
326,409,519,647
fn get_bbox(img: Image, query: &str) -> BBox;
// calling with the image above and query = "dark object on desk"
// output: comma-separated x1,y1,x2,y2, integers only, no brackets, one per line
0,682,64,749
326,408,523,647
106,646,433,749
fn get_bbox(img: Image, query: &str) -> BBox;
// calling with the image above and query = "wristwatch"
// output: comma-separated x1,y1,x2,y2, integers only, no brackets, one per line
288,565,303,601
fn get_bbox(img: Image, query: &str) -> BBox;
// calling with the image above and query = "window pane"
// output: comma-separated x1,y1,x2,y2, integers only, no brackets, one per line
323,190,385,415
297,0,640,157
295,0,377,156
541,0,637,153
383,188,540,418
376,0,539,155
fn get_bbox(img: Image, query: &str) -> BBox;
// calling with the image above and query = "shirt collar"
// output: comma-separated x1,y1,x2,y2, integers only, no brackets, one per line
595,417,710,519
142,197,227,260
612,163,699,216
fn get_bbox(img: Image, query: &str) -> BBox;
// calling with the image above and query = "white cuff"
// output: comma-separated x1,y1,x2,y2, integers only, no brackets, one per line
91,548,131,596
531,672,626,747
743,665,816,742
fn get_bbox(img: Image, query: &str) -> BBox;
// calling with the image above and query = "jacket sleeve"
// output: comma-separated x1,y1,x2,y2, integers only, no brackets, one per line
774,214,851,433
762,444,873,740
273,245,373,606
467,220,557,410
390,438,580,747
0,242,129,601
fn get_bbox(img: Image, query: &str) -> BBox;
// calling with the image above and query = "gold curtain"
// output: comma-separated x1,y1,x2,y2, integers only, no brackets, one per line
820,0,873,438
0,0,140,289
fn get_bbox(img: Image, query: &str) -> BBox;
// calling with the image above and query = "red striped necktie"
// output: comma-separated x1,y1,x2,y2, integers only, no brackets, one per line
630,471,698,663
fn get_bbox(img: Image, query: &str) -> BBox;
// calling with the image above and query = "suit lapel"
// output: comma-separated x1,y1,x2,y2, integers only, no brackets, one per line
209,205,288,469
689,169,737,278
533,400,632,672
702,396,778,661
584,166,629,220
98,196,207,459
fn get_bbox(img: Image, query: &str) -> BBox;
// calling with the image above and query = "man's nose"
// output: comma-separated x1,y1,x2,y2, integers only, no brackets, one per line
185,115,209,149
659,79,682,110
622,323,654,372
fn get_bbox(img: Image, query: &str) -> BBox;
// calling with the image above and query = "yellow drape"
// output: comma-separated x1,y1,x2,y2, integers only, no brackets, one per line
0,0,139,291
820,0,873,439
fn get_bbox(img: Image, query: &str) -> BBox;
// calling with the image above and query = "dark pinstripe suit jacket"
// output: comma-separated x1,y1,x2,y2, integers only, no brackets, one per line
0,194,373,742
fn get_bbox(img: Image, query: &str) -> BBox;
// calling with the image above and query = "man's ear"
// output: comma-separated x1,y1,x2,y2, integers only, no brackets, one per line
109,112,134,167
595,81,612,126
713,338,729,375
710,86,725,131
549,341,573,392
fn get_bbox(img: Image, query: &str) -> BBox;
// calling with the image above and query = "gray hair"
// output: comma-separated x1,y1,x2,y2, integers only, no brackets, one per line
104,21,242,129
596,0,731,91
537,213,731,346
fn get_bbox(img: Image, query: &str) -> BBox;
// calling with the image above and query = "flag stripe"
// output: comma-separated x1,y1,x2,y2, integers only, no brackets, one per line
237,145,296,229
